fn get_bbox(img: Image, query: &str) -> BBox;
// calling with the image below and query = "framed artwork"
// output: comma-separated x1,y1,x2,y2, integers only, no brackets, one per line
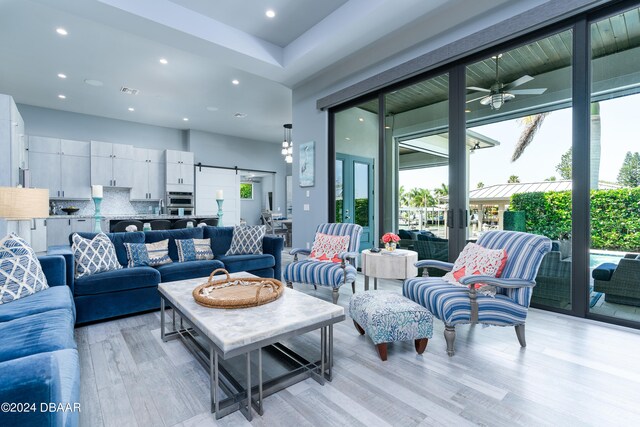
299,141,315,187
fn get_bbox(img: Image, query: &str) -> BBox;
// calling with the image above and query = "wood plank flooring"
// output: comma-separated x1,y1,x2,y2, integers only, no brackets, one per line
76,265,640,426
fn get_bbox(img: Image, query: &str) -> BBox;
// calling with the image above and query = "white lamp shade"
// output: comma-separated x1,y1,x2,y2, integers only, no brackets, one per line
281,148,287,155
0,187,49,219
285,155,293,163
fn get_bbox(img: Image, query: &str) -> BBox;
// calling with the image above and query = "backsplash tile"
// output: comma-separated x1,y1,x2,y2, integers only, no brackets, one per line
54,188,160,216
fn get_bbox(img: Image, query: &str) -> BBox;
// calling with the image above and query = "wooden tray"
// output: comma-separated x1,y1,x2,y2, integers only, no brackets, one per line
192,269,284,309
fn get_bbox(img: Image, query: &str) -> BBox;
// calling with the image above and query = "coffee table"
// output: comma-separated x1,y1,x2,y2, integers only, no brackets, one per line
361,249,419,290
158,272,345,421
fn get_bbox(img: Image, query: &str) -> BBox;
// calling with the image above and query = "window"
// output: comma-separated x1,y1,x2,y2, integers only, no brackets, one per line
240,183,253,199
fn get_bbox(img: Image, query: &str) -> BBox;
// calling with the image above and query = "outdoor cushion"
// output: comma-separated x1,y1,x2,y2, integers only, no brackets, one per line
74,267,160,296
72,231,145,267
145,228,204,261
0,286,74,323
592,262,618,281
155,259,224,282
216,254,274,273
0,308,76,363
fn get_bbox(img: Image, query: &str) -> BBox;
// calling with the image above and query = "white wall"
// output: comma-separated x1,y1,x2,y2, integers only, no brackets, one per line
18,104,187,151
187,130,287,222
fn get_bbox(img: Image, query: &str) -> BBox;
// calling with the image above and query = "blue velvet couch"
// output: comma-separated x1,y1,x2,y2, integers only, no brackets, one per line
49,226,283,324
0,255,79,427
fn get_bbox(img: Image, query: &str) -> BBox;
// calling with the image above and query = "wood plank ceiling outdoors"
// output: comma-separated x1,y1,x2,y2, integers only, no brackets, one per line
358,7,640,116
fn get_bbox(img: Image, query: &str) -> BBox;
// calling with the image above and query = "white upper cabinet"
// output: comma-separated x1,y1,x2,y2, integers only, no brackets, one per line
131,148,165,200
90,141,134,187
165,149,194,191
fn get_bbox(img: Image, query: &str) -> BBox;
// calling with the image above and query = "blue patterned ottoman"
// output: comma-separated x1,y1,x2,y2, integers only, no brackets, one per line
349,291,433,361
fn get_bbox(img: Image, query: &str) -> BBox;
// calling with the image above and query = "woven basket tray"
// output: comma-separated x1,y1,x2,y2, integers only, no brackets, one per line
192,269,284,309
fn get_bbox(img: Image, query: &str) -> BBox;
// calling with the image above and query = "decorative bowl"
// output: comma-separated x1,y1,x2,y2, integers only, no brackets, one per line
61,207,79,215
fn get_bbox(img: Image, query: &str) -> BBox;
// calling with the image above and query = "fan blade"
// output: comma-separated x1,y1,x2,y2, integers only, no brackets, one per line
509,88,547,95
466,95,488,104
504,75,534,90
467,86,491,93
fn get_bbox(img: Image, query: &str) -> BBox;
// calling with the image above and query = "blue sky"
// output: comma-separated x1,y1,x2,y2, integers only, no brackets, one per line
400,94,640,191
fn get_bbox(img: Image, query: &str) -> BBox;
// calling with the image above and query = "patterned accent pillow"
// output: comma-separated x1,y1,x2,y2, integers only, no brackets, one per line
71,233,121,279
0,234,49,304
176,238,214,262
309,233,350,263
226,226,266,256
444,242,507,296
124,239,173,267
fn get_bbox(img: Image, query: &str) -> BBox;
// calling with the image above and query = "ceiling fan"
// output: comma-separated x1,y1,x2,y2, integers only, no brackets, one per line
467,54,547,110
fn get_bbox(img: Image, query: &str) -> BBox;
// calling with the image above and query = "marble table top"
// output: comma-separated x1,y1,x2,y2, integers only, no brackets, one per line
159,272,345,357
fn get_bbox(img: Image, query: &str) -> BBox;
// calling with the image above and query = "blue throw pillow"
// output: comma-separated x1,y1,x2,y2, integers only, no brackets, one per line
124,239,172,267
176,238,214,262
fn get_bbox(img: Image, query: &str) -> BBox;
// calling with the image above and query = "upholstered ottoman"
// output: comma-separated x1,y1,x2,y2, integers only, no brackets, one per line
349,291,433,361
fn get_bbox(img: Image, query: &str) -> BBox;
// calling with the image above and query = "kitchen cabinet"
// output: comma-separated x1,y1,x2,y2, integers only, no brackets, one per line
28,136,91,199
131,148,165,200
5,219,47,254
45,217,93,247
166,149,194,192
91,141,134,187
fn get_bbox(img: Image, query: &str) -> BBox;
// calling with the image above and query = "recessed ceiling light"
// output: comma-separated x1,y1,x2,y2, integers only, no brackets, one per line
159,58,168,65
234,112,247,118
206,106,219,112
345,137,351,141
57,73,67,79
465,108,472,113
84,79,104,87
128,107,135,112
385,126,391,129
266,10,276,18
232,79,239,85
58,94,66,99
358,117,364,122
183,117,189,121
56,28,68,36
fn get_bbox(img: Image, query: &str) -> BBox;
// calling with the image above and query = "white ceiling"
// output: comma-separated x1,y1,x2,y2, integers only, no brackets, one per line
0,0,522,143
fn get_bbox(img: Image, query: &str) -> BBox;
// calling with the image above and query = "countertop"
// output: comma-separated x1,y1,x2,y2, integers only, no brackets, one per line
46,214,217,220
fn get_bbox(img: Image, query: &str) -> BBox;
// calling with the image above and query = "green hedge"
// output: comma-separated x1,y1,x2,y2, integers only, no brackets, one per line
510,188,640,251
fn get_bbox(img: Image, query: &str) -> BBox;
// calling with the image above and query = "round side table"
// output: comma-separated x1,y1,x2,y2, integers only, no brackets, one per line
361,249,418,291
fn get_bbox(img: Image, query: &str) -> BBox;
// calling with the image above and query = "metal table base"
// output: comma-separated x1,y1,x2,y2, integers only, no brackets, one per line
160,298,335,421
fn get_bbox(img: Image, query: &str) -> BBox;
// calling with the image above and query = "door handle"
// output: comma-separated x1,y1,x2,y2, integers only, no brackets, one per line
62,190,64,197
459,209,465,229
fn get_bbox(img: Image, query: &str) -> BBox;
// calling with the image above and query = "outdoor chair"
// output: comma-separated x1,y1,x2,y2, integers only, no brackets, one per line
593,254,640,306
404,230,551,356
284,223,362,304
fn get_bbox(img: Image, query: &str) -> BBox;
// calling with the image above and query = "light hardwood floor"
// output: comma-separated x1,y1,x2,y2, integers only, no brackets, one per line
76,269,640,426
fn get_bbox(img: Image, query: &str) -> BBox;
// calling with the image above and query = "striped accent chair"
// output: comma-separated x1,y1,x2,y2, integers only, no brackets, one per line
284,223,362,304
403,231,551,356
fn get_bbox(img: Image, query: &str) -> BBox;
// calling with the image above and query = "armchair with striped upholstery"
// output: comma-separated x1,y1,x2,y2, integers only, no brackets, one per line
403,230,551,356
284,223,362,304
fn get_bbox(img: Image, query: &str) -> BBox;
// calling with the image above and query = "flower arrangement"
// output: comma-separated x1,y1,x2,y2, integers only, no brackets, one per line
381,232,400,244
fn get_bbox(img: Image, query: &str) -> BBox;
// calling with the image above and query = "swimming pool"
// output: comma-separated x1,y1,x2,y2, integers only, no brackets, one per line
590,252,624,269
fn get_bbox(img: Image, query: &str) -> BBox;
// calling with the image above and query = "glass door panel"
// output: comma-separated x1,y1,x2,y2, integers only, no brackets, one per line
589,6,640,323
465,29,574,310
385,74,450,268
334,101,378,250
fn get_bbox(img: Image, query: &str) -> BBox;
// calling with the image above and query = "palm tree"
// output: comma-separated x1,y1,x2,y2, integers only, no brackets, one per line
512,103,601,187
409,188,435,208
433,183,449,199
477,182,485,189
508,175,520,183
398,185,410,208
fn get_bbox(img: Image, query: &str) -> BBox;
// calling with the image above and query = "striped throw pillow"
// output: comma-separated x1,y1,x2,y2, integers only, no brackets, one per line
124,239,172,267
176,238,214,262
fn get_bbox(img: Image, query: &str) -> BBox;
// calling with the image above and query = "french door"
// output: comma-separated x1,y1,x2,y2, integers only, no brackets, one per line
336,154,375,250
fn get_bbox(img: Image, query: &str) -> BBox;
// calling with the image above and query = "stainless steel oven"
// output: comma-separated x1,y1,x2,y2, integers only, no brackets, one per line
166,191,194,209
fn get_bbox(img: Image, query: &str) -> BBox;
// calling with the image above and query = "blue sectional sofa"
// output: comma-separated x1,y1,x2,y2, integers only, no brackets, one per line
49,226,283,324
0,255,79,427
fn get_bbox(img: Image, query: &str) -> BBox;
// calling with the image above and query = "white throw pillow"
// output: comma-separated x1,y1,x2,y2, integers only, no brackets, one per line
0,234,49,304
443,242,507,296
71,233,122,279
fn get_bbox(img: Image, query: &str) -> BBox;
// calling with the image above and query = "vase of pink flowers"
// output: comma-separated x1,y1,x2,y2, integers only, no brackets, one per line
381,232,400,251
